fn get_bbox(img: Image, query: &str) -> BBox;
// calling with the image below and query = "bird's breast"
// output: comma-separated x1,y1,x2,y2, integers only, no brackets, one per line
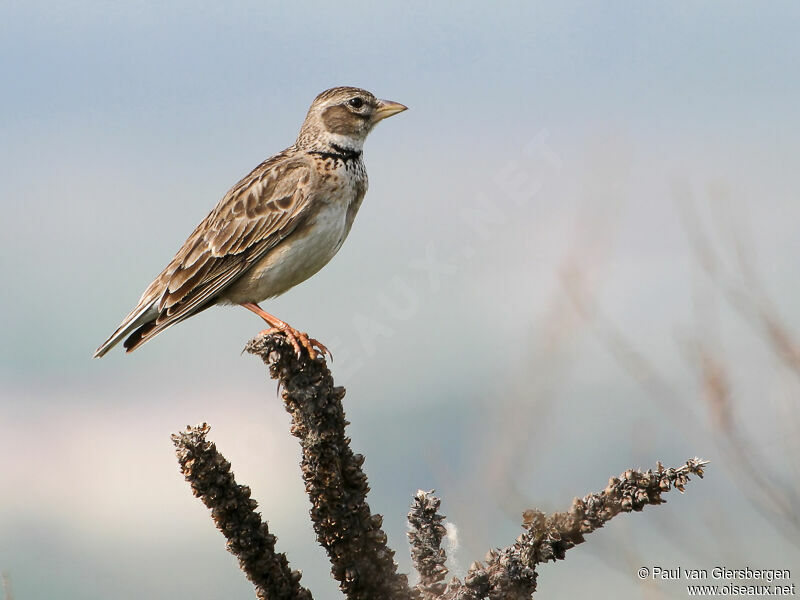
222,170,367,304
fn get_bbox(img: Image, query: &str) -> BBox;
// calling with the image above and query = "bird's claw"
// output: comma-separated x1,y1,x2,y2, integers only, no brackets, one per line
307,337,332,361
261,326,330,361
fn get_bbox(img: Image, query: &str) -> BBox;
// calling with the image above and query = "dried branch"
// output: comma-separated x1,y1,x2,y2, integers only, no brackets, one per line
408,490,449,599
172,423,312,600
520,458,708,562
440,458,708,600
173,332,709,599
245,334,414,600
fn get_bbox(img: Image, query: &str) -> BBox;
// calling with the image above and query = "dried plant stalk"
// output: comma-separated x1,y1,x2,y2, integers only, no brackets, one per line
172,423,312,600
408,490,449,599
245,334,414,600
440,458,708,599
172,331,709,600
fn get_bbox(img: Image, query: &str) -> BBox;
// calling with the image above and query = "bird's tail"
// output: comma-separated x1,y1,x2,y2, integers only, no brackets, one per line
93,302,158,358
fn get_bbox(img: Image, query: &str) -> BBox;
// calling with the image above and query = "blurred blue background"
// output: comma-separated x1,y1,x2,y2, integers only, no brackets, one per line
2,1,799,598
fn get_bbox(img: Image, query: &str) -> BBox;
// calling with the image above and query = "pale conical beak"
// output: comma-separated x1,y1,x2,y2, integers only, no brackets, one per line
373,99,408,123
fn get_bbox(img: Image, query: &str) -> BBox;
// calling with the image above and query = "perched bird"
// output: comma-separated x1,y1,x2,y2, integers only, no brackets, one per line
94,86,406,359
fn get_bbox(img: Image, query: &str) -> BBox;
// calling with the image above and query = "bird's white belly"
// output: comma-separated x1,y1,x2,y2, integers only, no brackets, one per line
223,200,351,304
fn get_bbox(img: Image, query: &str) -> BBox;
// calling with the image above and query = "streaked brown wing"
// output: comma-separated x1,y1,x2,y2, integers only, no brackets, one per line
119,152,317,351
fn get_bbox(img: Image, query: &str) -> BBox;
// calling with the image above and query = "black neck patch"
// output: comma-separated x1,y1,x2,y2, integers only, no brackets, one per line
309,143,362,162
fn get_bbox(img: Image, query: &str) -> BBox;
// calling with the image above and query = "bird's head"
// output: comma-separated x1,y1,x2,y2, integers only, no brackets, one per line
297,86,407,152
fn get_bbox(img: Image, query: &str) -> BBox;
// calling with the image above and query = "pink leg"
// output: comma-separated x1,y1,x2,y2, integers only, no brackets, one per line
240,302,329,360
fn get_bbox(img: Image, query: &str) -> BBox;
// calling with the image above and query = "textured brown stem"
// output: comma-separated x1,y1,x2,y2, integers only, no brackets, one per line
174,330,709,600
408,490,449,599
245,333,415,600
440,458,709,599
172,423,312,600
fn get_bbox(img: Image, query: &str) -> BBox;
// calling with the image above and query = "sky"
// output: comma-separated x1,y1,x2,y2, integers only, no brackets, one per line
2,2,800,599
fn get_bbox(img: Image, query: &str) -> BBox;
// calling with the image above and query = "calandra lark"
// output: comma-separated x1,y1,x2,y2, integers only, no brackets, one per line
95,86,406,360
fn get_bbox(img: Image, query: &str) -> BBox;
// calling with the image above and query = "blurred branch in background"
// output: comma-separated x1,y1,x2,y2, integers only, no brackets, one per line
173,333,708,599
676,181,800,542
1,572,13,600
550,179,800,550
677,180,800,378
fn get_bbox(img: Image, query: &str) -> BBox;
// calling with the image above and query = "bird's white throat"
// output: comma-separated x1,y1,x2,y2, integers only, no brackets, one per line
319,132,364,154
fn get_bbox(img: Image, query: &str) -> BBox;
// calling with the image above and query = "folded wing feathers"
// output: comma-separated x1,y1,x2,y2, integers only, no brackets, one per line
94,153,314,356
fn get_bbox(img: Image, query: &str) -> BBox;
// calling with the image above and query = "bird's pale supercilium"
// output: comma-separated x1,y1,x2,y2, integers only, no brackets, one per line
94,87,407,360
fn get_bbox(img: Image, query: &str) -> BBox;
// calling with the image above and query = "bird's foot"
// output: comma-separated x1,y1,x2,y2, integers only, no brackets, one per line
241,302,330,361
260,325,329,361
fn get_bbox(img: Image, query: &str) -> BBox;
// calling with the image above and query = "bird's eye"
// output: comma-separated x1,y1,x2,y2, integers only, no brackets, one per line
348,97,364,109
